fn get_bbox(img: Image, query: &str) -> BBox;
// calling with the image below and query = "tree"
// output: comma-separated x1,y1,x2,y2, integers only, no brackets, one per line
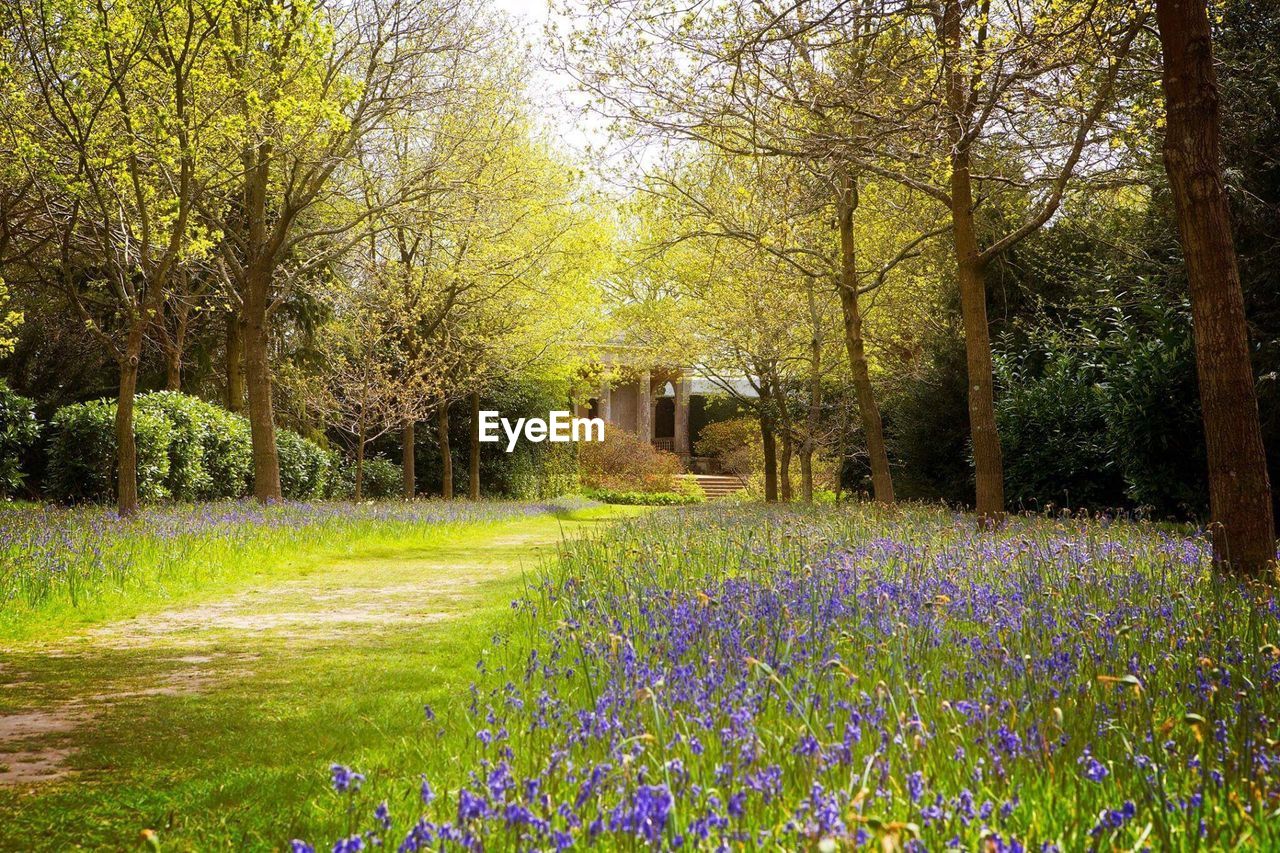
203,0,471,502
1155,0,1275,575
0,0,224,514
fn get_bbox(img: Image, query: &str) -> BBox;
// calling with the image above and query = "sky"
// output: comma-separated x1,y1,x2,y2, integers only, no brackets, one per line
488,0,604,154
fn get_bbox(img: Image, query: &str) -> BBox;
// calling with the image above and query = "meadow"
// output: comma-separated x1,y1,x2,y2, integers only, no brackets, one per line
286,504,1279,852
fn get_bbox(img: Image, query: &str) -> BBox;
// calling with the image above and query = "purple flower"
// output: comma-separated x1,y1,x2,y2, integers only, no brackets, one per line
330,764,364,793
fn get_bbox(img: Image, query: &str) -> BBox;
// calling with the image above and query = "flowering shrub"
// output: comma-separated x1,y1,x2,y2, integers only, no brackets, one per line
579,429,680,493
303,505,1280,850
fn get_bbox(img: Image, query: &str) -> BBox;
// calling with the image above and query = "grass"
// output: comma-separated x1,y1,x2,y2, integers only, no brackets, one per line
0,499,641,850
295,503,1279,852
3,501,1277,851
0,499,578,641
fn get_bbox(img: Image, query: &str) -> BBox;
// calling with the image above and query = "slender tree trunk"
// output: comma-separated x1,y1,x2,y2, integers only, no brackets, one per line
165,352,181,392
115,351,142,517
778,430,793,502
354,428,366,502
438,403,453,500
402,420,415,500
469,391,481,500
836,173,895,503
941,0,1004,526
761,414,778,503
243,268,282,502
800,445,814,503
1157,0,1276,576
225,309,245,413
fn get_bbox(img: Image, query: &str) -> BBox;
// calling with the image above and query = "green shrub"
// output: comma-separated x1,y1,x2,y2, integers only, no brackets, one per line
583,488,703,506
201,406,253,500
136,392,216,501
277,430,331,499
46,399,173,504
693,417,759,480
0,381,39,497
508,442,580,500
580,429,681,492
358,455,401,499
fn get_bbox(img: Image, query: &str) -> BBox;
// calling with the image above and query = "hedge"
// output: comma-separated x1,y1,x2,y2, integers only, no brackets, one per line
45,392,328,504
583,488,704,506
0,381,39,497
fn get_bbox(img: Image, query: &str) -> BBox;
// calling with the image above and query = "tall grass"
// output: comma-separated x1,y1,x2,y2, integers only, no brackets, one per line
306,503,1279,851
0,500,561,637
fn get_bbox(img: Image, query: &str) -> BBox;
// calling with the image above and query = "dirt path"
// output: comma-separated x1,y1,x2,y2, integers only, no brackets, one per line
0,517,578,787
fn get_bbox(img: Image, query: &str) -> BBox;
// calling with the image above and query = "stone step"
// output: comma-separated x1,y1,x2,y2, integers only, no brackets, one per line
683,474,747,499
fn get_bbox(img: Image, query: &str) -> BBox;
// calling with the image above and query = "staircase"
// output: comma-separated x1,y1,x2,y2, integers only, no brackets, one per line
686,474,747,500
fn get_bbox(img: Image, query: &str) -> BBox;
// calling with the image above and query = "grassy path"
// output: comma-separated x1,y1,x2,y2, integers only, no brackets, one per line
0,507,630,850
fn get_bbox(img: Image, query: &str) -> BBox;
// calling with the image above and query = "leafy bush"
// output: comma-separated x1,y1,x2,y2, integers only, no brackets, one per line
46,399,173,504
277,430,331,499
693,417,759,479
201,406,253,500
583,488,703,506
0,381,39,497
136,392,217,501
508,442,580,500
358,455,401,500
994,307,1207,518
580,428,681,492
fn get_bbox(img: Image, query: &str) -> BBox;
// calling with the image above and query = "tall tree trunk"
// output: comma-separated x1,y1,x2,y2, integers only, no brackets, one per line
941,0,1004,526
165,351,182,392
115,350,142,517
836,173,895,503
243,269,282,502
469,391,481,500
438,403,453,500
778,430,793,502
800,445,814,503
1157,0,1276,576
354,428,366,502
225,309,245,413
761,414,778,503
402,420,415,500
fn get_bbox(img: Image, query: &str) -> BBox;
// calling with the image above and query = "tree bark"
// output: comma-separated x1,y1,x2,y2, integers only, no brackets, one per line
115,352,141,517
836,173,895,503
761,413,778,503
165,350,182,392
778,430,793,502
225,309,245,413
402,420,415,500
438,403,453,500
941,0,1004,526
469,391,481,500
354,427,366,502
800,446,814,503
1157,0,1276,576
243,268,282,502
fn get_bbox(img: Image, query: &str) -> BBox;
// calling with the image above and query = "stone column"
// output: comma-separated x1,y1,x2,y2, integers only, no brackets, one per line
674,373,691,457
637,369,652,440
598,382,612,424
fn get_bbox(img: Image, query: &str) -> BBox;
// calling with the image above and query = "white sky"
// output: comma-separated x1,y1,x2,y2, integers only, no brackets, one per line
488,0,606,156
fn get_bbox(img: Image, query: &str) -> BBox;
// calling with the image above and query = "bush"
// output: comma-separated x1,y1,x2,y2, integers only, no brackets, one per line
136,392,217,501
277,429,331,499
201,406,253,500
508,442,580,500
583,488,703,506
580,429,681,492
693,417,759,479
46,399,173,504
358,455,401,499
0,381,39,497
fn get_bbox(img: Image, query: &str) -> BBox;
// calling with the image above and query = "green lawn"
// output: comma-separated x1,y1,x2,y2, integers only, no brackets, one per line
0,505,638,850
